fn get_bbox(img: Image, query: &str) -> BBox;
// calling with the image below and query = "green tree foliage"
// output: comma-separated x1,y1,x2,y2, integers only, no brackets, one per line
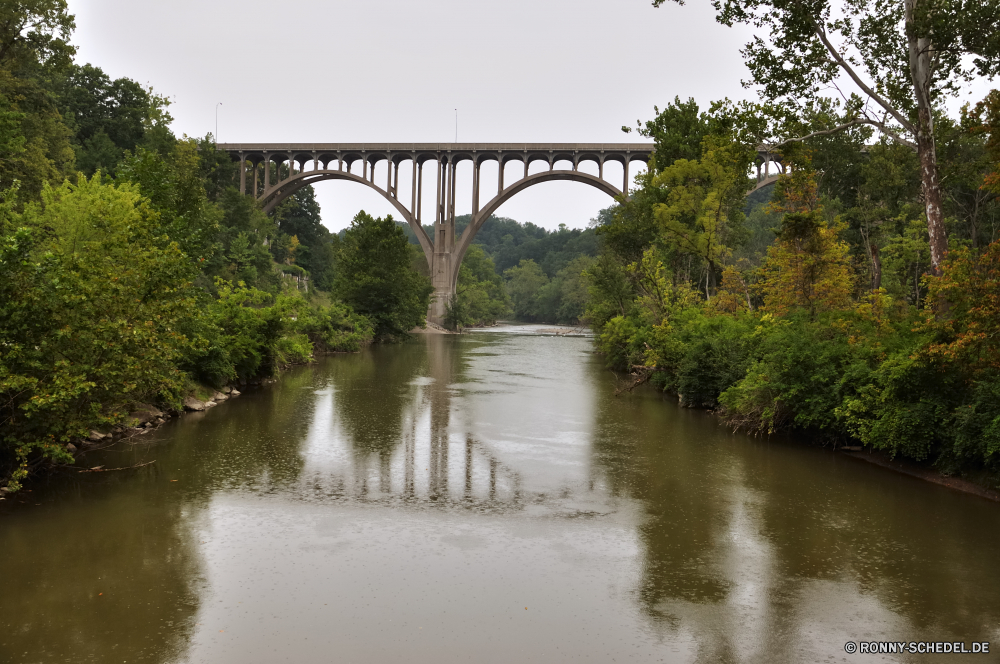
445,245,512,329
587,74,1000,482
0,70,74,201
538,255,596,324
500,254,598,325
756,166,853,318
0,1,76,73
623,96,711,169
651,139,749,297
654,0,1000,273
504,259,550,321
332,211,433,340
0,176,194,489
53,64,171,176
0,2,397,493
272,185,336,290
0,2,76,201
118,140,220,264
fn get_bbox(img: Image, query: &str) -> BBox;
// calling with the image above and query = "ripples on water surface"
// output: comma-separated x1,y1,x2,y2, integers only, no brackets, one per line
2,326,999,663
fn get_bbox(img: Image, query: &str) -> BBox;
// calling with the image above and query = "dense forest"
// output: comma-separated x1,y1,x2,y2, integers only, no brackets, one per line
586,0,1000,482
0,2,432,491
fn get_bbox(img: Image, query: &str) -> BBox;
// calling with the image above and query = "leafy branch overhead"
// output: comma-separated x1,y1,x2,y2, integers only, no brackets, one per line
655,0,1000,272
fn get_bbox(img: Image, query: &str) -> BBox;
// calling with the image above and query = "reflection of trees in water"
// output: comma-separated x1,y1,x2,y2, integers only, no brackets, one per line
590,394,734,609
166,367,319,496
0,492,201,663
748,447,1000,635
590,380,1000,660
0,365,361,662
329,340,427,477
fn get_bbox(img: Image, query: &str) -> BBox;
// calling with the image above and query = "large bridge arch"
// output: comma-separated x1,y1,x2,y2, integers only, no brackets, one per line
450,170,623,290
259,169,434,257
220,143,655,324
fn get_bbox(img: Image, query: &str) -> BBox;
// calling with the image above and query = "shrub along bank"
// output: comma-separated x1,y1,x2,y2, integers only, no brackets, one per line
589,95,1000,485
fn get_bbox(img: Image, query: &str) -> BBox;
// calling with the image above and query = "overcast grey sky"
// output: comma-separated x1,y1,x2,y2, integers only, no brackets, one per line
69,0,756,231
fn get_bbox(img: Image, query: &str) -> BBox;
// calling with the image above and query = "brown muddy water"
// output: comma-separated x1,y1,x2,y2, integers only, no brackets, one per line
2,327,999,663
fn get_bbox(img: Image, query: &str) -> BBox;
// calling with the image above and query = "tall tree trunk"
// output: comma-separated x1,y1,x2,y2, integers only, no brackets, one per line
906,0,948,274
871,244,882,291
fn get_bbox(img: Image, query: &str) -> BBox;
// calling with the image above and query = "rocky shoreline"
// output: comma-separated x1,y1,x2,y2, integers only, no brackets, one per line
0,384,252,499
78,386,244,450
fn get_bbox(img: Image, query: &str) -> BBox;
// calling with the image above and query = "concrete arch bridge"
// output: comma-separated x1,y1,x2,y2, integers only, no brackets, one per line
217,143,653,324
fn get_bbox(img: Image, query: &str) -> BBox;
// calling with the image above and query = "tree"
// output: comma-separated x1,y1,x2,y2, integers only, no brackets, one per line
923,240,1000,373
118,141,221,265
622,96,712,170
550,255,597,323
0,71,75,201
0,175,194,489
651,139,748,297
0,1,75,73
758,167,853,318
53,64,168,175
332,211,433,339
447,245,511,329
655,0,1000,273
504,259,549,321
971,89,1000,194
273,185,335,289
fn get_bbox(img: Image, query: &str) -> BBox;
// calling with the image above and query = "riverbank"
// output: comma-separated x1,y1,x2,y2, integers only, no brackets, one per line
409,321,457,334
0,382,256,499
839,447,1000,502
699,400,1000,504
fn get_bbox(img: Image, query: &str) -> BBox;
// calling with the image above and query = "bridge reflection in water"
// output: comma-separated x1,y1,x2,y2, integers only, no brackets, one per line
296,334,526,509
5,330,1000,664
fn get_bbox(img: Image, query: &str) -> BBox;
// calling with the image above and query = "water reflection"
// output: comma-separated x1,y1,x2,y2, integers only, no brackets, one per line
2,329,1000,663
0,488,201,663
589,378,1000,661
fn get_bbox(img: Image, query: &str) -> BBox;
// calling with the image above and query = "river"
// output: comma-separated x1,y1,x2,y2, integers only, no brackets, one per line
2,327,999,663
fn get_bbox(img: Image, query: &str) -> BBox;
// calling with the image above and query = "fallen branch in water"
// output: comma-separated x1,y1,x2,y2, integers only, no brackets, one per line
76,460,156,473
614,367,650,395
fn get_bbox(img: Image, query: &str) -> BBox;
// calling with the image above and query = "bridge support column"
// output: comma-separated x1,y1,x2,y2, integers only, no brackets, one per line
416,161,423,222
428,159,457,326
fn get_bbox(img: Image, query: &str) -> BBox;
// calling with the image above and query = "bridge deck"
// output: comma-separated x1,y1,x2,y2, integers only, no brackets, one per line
218,142,654,153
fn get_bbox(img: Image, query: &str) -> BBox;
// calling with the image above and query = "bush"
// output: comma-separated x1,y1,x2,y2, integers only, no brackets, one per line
295,300,374,353
676,314,757,407
275,333,313,366
0,176,195,489
181,279,283,386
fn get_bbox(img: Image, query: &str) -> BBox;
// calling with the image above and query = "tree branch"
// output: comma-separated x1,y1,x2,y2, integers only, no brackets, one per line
807,14,916,134
765,118,871,148
765,117,917,151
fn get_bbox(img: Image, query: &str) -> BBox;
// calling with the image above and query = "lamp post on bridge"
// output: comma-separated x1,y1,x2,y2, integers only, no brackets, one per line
215,102,222,144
